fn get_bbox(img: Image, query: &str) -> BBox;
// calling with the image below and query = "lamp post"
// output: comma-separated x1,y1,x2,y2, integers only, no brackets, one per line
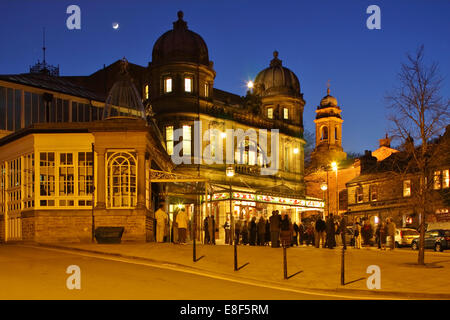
332,161,344,285
226,165,237,271
320,183,328,220
331,162,339,216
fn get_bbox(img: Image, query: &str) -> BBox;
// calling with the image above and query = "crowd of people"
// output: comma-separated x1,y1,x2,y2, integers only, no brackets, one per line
223,210,398,251
155,204,398,250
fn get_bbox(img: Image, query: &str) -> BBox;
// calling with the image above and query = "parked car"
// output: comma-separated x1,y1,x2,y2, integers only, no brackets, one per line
411,229,450,252
386,228,420,248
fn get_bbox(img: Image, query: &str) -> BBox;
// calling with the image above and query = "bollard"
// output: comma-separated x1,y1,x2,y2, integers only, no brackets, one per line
283,244,288,279
193,237,196,262
234,235,238,271
341,245,345,285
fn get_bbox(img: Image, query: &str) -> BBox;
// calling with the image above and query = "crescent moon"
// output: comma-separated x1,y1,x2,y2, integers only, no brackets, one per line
112,22,119,30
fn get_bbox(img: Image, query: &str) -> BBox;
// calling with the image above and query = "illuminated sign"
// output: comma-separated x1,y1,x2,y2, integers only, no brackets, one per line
206,192,324,208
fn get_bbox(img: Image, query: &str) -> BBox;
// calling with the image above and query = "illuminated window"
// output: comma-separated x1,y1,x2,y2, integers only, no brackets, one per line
443,169,449,189
107,152,137,208
144,85,149,100
210,129,217,158
434,171,442,190
78,152,93,196
235,139,258,166
59,153,74,196
267,108,273,119
164,77,172,93
185,77,192,92
204,83,209,97
370,185,378,201
284,146,290,171
283,108,289,120
321,126,328,140
165,126,174,156
40,152,55,201
183,125,192,156
356,186,363,203
403,180,411,197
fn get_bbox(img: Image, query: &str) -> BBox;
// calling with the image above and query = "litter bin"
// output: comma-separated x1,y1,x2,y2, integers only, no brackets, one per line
95,227,124,244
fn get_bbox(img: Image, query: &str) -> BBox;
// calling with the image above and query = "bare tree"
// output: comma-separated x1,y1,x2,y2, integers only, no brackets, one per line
386,45,450,265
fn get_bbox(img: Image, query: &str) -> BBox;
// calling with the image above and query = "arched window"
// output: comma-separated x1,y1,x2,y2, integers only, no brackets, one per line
235,139,268,167
321,126,328,140
335,127,338,140
107,152,137,208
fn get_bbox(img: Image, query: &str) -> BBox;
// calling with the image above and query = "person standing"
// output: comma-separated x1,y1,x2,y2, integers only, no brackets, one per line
176,207,189,244
208,215,216,245
340,215,347,250
387,218,396,250
315,216,326,248
298,220,305,246
292,221,299,246
204,216,210,244
234,218,242,245
155,204,167,243
354,220,362,249
269,211,281,248
379,221,387,250
257,216,266,246
242,220,249,245
223,216,231,245
249,216,257,246
265,218,271,246
172,208,179,244
326,214,336,249
280,214,293,247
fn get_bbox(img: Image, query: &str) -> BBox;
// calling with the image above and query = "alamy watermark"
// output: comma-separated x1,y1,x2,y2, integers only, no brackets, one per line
66,265,81,290
171,121,280,176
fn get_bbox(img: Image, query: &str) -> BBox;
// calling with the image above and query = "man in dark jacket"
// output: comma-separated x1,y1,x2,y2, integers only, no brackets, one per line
326,214,336,249
249,216,257,246
257,216,266,246
315,216,326,248
340,215,347,249
269,211,281,248
204,216,210,244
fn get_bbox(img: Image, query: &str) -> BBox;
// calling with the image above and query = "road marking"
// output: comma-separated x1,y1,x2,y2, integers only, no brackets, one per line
21,245,408,300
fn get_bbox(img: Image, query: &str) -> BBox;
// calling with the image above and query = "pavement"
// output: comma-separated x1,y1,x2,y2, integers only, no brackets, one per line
32,240,450,299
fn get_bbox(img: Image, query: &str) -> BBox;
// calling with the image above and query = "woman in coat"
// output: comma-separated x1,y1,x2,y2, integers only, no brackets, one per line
242,220,249,245
257,216,266,246
249,216,257,246
265,220,271,246
280,214,293,247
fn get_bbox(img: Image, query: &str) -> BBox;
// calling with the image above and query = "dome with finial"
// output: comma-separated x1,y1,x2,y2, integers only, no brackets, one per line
102,57,146,120
319,85,338,108
254,51,301,97
152,11,210,66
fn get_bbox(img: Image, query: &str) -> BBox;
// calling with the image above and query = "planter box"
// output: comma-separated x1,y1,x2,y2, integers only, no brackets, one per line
95,227,124,244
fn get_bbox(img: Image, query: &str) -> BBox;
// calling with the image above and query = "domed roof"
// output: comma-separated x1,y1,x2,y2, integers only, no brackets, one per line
254,51,301,97
152,11,210,66
103,58,146,120
319,87,338,108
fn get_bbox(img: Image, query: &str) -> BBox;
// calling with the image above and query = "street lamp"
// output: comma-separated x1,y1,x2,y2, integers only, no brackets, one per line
247,81,254,90
226,165,238,271
320,183,328,220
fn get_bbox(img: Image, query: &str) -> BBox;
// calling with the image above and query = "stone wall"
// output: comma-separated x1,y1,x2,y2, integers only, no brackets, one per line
19,209,154,243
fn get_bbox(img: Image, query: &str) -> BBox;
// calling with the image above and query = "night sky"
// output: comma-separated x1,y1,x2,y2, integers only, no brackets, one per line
0,0,449,154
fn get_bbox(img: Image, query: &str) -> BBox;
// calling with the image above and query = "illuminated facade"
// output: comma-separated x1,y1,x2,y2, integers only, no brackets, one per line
0,11,325,243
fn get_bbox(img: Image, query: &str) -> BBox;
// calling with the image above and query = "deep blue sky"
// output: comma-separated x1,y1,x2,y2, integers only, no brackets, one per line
1,0,449,153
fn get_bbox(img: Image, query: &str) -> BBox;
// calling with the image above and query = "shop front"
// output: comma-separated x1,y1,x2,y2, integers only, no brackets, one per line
204,189,325,243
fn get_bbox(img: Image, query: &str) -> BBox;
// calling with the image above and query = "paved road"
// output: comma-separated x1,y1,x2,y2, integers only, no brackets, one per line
0,245,399,300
